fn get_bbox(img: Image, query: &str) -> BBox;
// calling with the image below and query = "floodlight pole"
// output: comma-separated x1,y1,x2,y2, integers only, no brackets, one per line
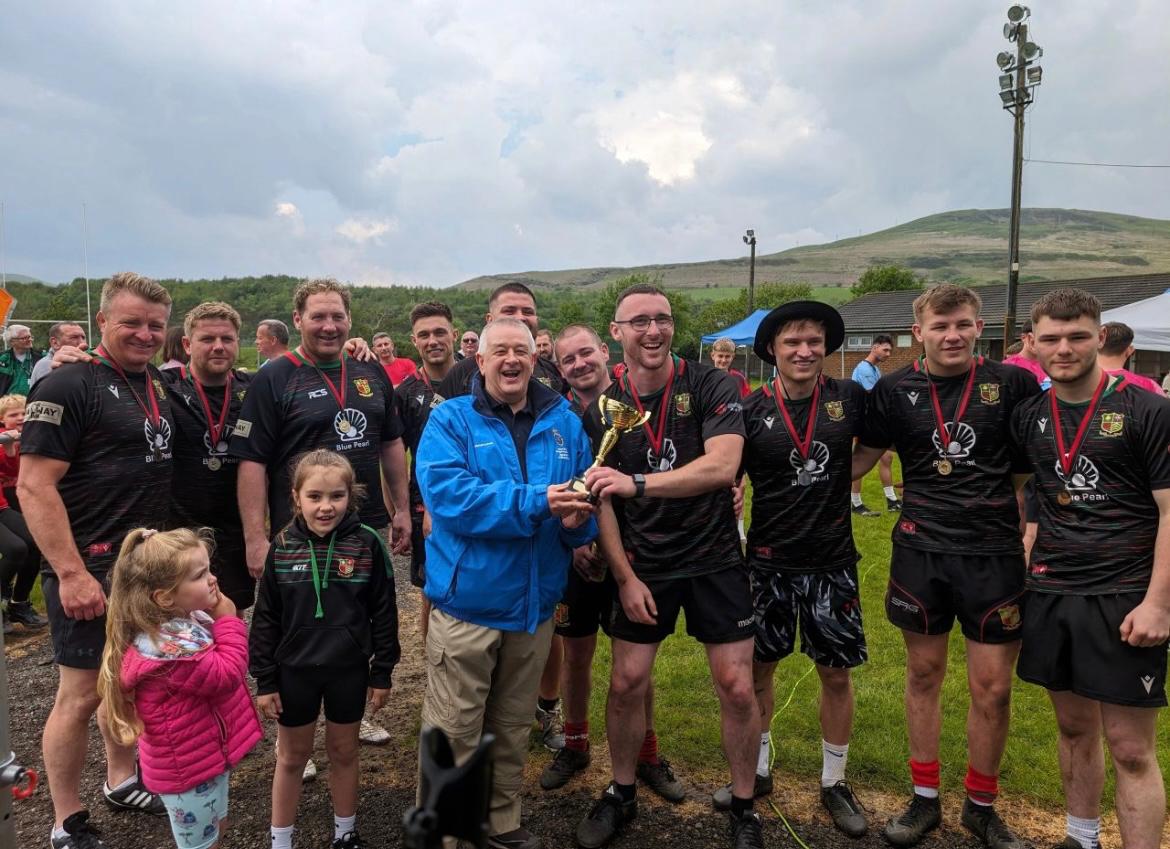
745,231,757,317
1003,21,1028,349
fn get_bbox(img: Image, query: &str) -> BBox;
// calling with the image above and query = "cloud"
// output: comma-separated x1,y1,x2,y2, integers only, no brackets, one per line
336,217,398,244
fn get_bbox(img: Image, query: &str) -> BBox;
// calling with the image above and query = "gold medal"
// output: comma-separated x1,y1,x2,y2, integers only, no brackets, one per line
937,458,953,476
207,457,222,471
1057,491,1072,506
338,418,351,433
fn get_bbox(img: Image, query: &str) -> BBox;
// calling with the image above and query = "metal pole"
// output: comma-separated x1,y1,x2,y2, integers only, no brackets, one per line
1003,22,1027,349
747,239,757,317
1,202,6,289
82,204,92,343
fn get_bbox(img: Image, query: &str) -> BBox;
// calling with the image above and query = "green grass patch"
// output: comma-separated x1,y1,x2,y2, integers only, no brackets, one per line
683,286,852,305
588,464,1170,807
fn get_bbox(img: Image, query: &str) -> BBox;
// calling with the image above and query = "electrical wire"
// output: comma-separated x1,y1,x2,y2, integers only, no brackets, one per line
1024,158,1170,168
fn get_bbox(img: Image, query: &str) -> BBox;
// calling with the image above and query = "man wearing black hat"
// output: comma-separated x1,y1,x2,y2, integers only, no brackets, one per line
707,302,869,835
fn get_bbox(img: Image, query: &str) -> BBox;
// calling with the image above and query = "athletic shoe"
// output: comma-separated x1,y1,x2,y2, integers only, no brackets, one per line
7,600,47,628
576,786,637,849
882,794,941,847
332,831,367,849
487,827,542,849
820,781,868,837
50,811,105,849
535,702,565,750
728,809,766,849
851,504,881,518
302,758,317,782
886,498,903,512
960,799,1025,849
713,772,774,811
102,769,165,816
635,757,685,802
540,746,590,790
358,717,390,745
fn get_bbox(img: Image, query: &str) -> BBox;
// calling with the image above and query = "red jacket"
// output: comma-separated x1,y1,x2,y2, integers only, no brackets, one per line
121,616,262,793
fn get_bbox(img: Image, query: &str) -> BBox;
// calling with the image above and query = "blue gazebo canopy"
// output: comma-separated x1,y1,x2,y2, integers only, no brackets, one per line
700,308,771,346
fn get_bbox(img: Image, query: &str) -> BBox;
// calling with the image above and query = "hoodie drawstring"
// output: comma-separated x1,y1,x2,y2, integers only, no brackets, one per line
307,531,337,619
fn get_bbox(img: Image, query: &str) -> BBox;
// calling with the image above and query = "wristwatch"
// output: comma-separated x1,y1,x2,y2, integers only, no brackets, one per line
632,473,646,498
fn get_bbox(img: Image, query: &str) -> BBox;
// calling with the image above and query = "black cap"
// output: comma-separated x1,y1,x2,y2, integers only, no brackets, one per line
752,301,846,364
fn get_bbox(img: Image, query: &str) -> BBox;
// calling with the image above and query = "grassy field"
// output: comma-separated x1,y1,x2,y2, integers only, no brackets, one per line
584,467,1170,808
685,286,853,306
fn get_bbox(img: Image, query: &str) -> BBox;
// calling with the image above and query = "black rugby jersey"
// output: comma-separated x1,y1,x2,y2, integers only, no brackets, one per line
229,353,404,532
162,367,251,559
743,376,865,572
394,368,444,508
436,354,567,400
1010,375,1170,594
585,357,744,579
23,360,175,572
860,357,1040,553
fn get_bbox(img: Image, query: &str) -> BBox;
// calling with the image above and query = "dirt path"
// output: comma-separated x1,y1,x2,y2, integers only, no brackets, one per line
8,557,1076,848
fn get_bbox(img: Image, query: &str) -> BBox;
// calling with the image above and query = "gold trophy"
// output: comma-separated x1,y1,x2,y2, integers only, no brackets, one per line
566,396,651,504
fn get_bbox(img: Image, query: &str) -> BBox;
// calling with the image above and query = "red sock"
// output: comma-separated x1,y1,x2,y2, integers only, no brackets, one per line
565,721,589,753
909,758,940,791
638,729,660,765
964,765,998,806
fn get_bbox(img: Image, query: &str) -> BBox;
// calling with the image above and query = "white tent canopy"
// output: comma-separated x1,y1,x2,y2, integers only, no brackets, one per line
1100,289,1170,352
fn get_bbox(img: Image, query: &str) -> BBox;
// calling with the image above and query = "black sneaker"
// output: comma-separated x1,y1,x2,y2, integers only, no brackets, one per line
820,781,868,837
886,498,903,512
540,746,590,790
576,786,637,849
1053,838,1090,849
960,799,1025,849
102,769,166,816
488,827,542,849
635,757,685,803
332,831,367,849
883,794,941,847
713,773,774,811
729,809,766,849
51,811,105,849
7,600,47,628
851,503,881,518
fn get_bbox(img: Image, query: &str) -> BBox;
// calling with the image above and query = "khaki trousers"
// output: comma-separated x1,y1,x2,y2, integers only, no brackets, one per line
420,608,554,835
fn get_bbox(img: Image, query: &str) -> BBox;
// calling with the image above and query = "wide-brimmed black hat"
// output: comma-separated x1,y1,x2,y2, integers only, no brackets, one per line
752,300,846,364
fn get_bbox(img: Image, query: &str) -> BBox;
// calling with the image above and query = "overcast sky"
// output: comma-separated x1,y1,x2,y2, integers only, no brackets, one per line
2,1,1167,287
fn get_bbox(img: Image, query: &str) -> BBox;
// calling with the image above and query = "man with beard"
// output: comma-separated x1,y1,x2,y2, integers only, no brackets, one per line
21,272,175,847
1011,289,1168,849
393,302,456,640
575,284,762,849
721,302,868,837
535,328,555,362
539,325,680,796
852,285,1039,849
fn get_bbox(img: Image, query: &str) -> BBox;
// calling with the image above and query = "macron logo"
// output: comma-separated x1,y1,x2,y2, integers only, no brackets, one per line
1141,675,1155,694
1038,417,1048,433
907,391,919,406
108,384,120,399
763,416,774,430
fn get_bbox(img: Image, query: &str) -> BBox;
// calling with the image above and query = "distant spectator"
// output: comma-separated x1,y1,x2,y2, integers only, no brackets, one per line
1162,371,1170,397
850,334,898,515
0,324,40,396
1003,319,1051,390
709,337,751,398
372,332,416,387
1099,321,1163,394
457,330,479,361
255,319,291,366
0,393,46,635
159,326,188,370
30,322,87,389
535,328,555,362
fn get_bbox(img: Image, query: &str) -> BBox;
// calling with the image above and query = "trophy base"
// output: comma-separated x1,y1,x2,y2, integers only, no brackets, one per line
566,476,599,505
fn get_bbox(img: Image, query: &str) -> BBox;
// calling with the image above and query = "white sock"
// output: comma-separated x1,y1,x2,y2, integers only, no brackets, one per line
1066,814,1100,849
913,785,939,799
850,493,863,507
821,740,848,787
51,827,69,841
271,824,294,849
334,814,356,840
756,732,771,777
883,486,897,500
107,771,137,792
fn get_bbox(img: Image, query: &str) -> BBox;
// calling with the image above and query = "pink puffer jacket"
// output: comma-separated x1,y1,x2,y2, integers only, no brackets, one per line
121,616,262,793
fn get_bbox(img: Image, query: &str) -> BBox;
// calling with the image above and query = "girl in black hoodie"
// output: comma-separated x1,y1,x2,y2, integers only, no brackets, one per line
250,449,399,849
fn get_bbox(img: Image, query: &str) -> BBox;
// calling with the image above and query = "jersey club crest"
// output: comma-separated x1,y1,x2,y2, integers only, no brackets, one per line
979,383,1000,405
674,393,692,416
336,557,355,577
1099,412,1124,437
353,378,373,398
824,400,845,422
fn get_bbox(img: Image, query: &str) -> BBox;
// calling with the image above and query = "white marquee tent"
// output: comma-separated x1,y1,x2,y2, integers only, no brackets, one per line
1100,289,1170,352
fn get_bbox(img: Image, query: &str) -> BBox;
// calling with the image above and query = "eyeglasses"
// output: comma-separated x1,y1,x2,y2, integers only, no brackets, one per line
614,315,674,332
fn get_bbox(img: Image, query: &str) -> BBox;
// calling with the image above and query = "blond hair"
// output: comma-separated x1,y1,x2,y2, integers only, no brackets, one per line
912,284,982,323
711,337,736,354
184,301,242,337
293,278,351,314
97,527,214,745
100,272,172,313
0,394,26,419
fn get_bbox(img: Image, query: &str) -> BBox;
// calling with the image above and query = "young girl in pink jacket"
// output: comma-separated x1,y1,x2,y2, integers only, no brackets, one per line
98,527,261,849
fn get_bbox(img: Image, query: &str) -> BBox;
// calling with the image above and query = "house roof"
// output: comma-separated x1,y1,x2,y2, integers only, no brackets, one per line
838,272,1170,339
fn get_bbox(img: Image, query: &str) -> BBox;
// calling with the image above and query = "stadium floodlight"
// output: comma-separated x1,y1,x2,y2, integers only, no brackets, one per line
1022,41,1043,60
1000,90,1016,106
999,73,1014,91
1026,66,1042,84
1004,22,1019,41
997,51,1015,69
1007,5,1030,22
743,229,755,245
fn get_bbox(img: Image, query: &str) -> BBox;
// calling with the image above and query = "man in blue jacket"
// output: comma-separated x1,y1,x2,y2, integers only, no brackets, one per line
417,318,598,849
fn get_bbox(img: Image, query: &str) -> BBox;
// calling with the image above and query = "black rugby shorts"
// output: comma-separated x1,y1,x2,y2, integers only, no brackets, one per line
42,569,112,670
608,564,754,645
276,663,370,727
554,567,615,639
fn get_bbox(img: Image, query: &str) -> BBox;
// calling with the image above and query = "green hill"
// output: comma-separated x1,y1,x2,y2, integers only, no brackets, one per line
455,207,1170,292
